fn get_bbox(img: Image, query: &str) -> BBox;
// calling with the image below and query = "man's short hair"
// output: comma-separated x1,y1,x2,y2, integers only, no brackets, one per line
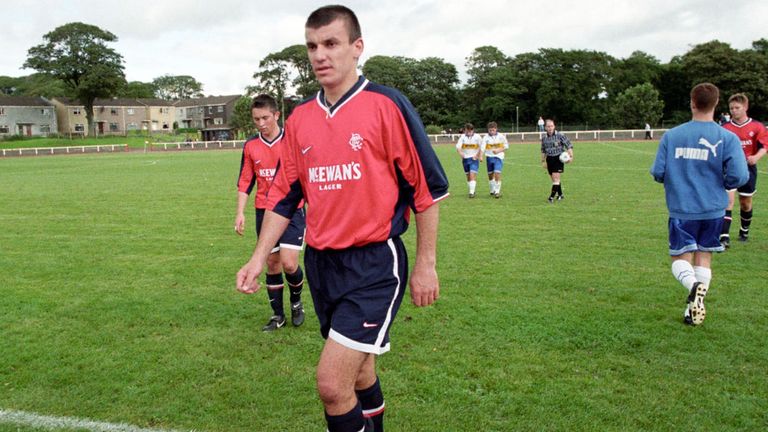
728,93,749,106
690,83,720,112
487,121,497,129
251,94,278,112
306,5,362,43
464,123,474,131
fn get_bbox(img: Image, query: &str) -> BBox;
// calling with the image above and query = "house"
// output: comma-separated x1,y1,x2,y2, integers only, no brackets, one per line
174,95,240,141
137,99,175,133
50,97,91,136
0,96,57,137
51,97,176,136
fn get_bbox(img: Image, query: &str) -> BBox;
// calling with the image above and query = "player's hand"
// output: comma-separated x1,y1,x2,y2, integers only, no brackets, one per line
747,155,757,166
236,259,263,294
409,261,439,307
234,214,246,236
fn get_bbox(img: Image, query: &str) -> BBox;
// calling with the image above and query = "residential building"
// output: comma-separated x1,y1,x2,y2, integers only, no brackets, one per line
0,96,58,137
174,95,240,141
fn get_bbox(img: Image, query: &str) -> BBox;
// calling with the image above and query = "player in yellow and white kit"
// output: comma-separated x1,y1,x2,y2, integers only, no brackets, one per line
456,122,483,197
481,121,509,198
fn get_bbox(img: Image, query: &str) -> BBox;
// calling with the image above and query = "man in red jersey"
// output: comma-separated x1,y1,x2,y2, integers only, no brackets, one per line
720,93,768,247
236,5,449,432
235,94,306,331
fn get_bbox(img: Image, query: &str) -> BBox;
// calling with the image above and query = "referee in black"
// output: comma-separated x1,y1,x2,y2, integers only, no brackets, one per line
540,119,574,203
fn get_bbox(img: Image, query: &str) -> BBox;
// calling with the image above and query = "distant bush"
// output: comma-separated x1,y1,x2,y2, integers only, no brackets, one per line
425,125,443,134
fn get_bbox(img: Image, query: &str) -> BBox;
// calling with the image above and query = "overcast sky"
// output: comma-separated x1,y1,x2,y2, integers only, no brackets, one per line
3,0,766,96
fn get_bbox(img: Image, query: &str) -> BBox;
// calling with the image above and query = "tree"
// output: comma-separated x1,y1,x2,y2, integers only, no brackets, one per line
230,96,257,138
117,81,157,98
250,44,319,122
463,46,513,125
152,75,203,100
608,51,661,97
363,55,459,127
24,22,125,135
611,83,664,129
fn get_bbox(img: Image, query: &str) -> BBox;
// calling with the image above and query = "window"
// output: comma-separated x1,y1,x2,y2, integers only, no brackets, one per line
217,106,224,113
214,117,223,125
127,108,134,115
74,124,84,132
111,108,118,115
0,125,9,133
160,107,169,114
198,107,204,114
73,108,82,115
162,122,169,129
128,122,138,130
40,124,51,133
41,108,50,116
109,123,119,132
207,107,213,114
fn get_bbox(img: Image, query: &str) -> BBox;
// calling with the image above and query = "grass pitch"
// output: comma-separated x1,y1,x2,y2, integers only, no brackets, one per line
1,142,766,431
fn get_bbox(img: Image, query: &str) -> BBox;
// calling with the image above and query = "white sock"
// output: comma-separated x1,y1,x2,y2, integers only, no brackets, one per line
671,260,697,291
693,266,712,287
496,181,502,193
489,180,496,193
469,180,476,194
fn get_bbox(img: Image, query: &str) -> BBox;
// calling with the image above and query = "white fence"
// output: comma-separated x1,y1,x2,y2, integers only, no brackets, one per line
1,144,128,157
430,128,668,144
147,140,244,151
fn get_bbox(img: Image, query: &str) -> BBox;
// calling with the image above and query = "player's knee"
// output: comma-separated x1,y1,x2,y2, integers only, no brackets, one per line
316,374,348,406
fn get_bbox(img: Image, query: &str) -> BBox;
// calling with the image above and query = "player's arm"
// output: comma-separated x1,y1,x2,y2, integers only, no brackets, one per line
234,192,249,236
236,210,290,294
747,129,767,165
650,135,668,183
562,135,574,162
410,203,440,307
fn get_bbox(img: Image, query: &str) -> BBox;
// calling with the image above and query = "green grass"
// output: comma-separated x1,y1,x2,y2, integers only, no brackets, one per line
1,142,766,431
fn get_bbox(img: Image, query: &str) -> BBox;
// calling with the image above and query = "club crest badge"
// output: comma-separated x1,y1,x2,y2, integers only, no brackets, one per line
349,133,364,151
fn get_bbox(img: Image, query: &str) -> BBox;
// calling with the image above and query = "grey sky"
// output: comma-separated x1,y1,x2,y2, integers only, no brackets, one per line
2,0,766,96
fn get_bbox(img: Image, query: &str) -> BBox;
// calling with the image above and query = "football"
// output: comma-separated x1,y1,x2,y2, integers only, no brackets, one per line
559,152,571,163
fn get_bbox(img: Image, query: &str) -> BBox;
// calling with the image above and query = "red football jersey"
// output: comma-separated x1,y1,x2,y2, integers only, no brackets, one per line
267,77,449,250
723,118,768,158
237,131,284,209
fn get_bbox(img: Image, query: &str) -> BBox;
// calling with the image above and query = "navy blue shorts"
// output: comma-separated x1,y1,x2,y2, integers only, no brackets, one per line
668,217,724,256
255,208,306,253
462,158,479,174
736,164,757,196
486,157,504,174
546,155,564,174
304,237,408,355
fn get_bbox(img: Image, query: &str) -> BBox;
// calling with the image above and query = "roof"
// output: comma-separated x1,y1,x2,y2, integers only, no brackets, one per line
174,95,241,107
0,96,54,107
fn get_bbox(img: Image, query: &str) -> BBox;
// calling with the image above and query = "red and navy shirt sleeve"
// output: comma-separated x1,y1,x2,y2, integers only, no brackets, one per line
237,137,257,195
368,83,449,212
267,124,305,219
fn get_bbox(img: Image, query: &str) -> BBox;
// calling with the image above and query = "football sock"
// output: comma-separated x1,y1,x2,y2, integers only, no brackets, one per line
550,184,557,198
265,273,285,317
496,181,502,194
357,377,385,432
740,209,752,237
693,266,712,287
325,402,365,432
671,260,696,292
721,210,732,237
489,180,496,193
556,184,563,197
469,180,476,194
285,266,304,304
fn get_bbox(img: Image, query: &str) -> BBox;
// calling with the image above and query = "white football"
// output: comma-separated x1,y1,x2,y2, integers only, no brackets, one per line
559,152,571,163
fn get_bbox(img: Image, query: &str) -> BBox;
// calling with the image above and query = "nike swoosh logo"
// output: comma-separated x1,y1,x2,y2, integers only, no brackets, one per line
363,322,378,328
254,159,261,164
301,146,312,155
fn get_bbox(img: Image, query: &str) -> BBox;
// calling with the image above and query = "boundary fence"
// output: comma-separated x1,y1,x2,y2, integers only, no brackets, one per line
1,129,669,158
430,128,668,144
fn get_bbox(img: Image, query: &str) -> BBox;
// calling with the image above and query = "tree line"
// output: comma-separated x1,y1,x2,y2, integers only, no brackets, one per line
4,22,767,136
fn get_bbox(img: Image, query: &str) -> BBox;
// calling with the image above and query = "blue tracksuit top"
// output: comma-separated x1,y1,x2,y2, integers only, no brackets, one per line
650,120,749,220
